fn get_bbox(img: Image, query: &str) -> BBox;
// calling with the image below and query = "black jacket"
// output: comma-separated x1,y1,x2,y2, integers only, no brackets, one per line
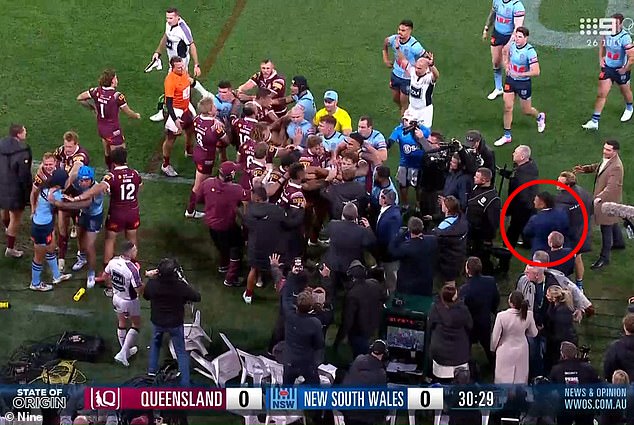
0,136,32,210
443,170,473,210
284,310,324,366
545,303,578,346
555,184,593,251
549,358,600,385
508,159,539,216
338,278,387,342
466,185,501,241
325,220,376,272
243,201,287,266
342,354,388,424
321,181,369,219
459,275,499,333
389,232,437,296
143,276,201,328
604,334,634,380
429,300,473,366
433,213,469,278
478,141,496,184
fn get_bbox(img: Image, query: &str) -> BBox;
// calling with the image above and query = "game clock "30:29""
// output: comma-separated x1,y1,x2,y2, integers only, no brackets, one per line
455,390,499,409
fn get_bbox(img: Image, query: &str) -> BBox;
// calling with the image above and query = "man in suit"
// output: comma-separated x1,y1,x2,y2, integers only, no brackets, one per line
574,140,625,270
389,216,437,296
374,189,402,293
324,203,376,290
506,145,539,248
459,257,499,366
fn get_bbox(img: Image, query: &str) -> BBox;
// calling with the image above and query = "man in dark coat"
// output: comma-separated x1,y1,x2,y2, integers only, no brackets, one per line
523,191,569,255
321,167,369,219
506,145,539,248
433,196,469,285
324,203,376,290
604,313,634,380
443,153,473,211
242,187,287,304
389,216,437,296
374,188,401,293
459,257,499,366
0,124,33,258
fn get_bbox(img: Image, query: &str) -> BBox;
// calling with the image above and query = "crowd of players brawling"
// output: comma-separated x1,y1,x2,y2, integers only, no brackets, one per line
0,6,632,397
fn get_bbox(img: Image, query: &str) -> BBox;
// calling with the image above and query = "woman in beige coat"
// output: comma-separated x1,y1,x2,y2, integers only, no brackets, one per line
491,290,538,384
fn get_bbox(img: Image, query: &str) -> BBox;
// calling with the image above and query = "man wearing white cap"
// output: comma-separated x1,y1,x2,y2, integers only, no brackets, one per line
313,90,353,135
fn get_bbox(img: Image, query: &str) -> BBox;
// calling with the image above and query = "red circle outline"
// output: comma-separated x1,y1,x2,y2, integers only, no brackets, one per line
499,179,589,267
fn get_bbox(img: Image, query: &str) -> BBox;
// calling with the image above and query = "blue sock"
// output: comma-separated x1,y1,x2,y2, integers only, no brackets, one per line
504,128,512,139
88,270,95,279
46,252,61,280
627,103,633,111
493,68,503,91
592,112,601,123
576,279,584,288
31,261,43,286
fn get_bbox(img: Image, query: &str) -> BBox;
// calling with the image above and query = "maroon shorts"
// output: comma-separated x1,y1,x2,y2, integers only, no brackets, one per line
105,208,140,232
193,149,215,175
196,161,214,175
99,126,125,146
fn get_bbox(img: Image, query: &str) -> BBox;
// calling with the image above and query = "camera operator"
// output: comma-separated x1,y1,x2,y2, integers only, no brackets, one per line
503,145,539,248
549,342,601,425
463,130,495,182
387,111,431,209
144,258,201,386
466,167,501,275
418,131,448,216
442,152,473,210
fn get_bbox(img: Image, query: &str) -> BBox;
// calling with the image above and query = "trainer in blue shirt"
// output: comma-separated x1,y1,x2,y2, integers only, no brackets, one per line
286,105,315,148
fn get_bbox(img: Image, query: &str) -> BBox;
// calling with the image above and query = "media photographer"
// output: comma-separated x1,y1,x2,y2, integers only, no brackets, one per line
144,258,201,386
418,132,449,216
387,112,431,209
463,130,495,181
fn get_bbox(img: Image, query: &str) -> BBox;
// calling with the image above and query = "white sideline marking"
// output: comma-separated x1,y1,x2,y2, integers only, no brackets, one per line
32,304,93,317
526,0,631,49
32,161,195,185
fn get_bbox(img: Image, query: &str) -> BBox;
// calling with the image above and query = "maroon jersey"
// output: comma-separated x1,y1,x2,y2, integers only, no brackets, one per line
278,181,306,209
247,159,268,190
197,177,248,231
299,149,330,169
249,71,287,116
232,116,258,147
89,87,127,144
54,145,90,173
33,166,58,189
102,166,142,211
252,100,275,123
265,167,285,204
192,115,225,166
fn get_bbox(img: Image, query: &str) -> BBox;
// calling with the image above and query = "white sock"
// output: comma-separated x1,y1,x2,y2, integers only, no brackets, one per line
193,81,211,98
121,328,139,358
117,328,127,347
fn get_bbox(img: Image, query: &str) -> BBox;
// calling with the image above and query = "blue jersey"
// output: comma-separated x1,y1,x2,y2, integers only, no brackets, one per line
33,188,62,226
388,35,425,80
493,0,525,35
389,124,431,168
365,129,387,150
286,119,315,148
213,95,233,120
371,178,400,209
294,90,316,124
508,41,538,81
604,30,634,68
77,183,104,216
321,131,346,152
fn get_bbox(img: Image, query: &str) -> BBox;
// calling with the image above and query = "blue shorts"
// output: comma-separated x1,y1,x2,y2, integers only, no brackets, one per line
31,221,54,245
600,66,631,85
504,76,532,100
390,73,410,95
79,211,103,233
491,29,512,47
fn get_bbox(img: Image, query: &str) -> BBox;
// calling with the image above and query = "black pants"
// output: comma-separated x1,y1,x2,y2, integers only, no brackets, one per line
600,223,625,261
209,225,243,282
468,239,494,275
507,209,534,248
472,327,495,366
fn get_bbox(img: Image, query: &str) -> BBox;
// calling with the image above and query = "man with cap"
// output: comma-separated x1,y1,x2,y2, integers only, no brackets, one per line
196,161,249,287
463,130,496,182
313,90,353,135
284,75,316,123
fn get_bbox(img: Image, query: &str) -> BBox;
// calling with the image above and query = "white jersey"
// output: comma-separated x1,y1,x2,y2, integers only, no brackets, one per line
408,68,435,109
105,256,142,300
165,18,194,65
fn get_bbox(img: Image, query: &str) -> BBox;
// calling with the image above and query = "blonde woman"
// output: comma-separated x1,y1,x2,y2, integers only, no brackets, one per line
544,285,577,372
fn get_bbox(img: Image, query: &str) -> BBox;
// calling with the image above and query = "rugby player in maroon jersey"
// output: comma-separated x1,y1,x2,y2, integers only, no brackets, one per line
237,59,288,117
77,69,141,169
186,97,230,218
53,131,90,271
71,148,142,286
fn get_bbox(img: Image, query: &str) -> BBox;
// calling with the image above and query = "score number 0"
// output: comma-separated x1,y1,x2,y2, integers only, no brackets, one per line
226,388,263,410
407,388,444,410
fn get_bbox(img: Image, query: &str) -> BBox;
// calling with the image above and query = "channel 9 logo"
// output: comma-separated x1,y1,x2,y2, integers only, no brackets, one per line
579,17,634,36
268,387,298,410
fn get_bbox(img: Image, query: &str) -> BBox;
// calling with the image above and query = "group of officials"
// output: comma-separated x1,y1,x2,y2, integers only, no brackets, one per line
0,5,632,425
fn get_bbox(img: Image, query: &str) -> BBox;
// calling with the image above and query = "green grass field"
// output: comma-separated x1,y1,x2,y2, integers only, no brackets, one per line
1,0,633,422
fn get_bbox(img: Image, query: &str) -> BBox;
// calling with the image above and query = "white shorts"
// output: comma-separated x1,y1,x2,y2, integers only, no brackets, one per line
113,294,141,317
165,103,196,133
397,166,420,188
405,104,433,128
